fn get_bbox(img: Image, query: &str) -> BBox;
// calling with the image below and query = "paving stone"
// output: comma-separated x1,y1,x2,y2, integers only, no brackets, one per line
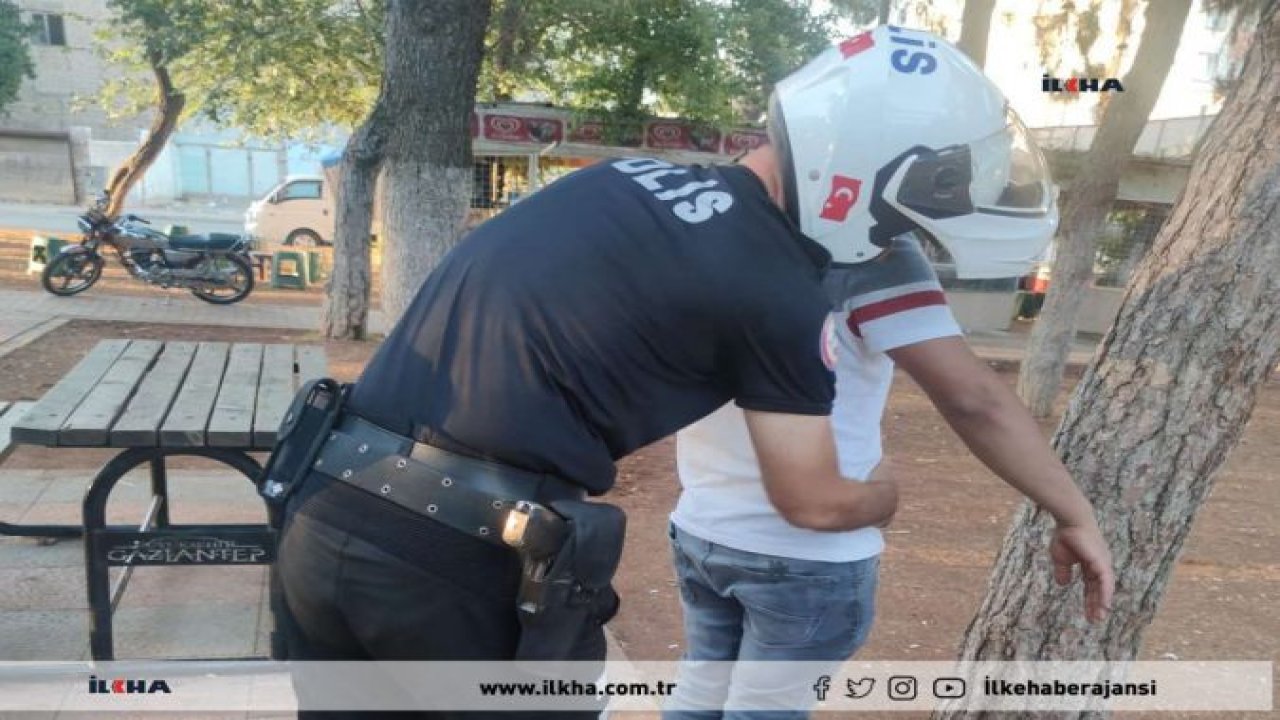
0,536,84,569
0,609,89,660
0,567,85,611
0,470,53,507
118,566,266,608
110,603,260,659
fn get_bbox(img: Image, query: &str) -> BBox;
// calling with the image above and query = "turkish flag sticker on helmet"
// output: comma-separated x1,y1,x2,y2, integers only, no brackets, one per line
819,175,862,222
839,32,875,59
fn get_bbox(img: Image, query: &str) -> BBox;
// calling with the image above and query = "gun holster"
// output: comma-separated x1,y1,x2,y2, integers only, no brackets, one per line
258,378,346,508
514,499,625,663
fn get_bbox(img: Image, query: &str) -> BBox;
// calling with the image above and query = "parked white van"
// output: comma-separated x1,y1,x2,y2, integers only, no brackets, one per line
243,175,333,247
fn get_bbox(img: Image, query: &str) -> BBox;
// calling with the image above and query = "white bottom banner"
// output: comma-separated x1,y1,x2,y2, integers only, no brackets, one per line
0,660,1270,713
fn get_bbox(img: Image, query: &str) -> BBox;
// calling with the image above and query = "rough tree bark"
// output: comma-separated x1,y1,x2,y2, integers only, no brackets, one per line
1016,0,1192,417
103,50,183,216
378,0,493,325
938,6,1280,719
489,0,525,100
956,0,996,67
321,97,390,340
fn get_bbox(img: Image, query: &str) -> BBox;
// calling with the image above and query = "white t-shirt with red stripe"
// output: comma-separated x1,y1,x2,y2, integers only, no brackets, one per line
672,235,962,562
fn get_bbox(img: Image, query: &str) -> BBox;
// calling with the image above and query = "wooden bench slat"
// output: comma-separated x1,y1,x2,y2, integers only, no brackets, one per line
159,342,230,447
0,401,35,462
59,340,163,446
110,342,198,447
294,345,328,389
11,339,132,446
252,344,296,449
207,343,264,448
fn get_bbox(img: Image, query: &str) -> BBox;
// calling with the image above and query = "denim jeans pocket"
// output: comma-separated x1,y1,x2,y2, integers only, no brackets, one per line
737,574,839,649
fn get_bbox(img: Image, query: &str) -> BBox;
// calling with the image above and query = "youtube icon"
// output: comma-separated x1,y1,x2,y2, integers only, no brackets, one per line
933,677,966,699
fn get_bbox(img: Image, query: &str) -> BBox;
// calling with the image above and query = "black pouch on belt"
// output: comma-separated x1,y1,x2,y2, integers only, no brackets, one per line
258,378,346,507
514,499,626,663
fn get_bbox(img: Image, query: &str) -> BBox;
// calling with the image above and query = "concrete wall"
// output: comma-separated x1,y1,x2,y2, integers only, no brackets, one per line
946,291,1018,333
1118,161,1193,205
1077,286,1127,335
9,0,151,142
0,132,74,203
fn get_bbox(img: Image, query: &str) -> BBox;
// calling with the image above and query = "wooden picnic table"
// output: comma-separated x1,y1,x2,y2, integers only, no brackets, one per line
1,338,327,660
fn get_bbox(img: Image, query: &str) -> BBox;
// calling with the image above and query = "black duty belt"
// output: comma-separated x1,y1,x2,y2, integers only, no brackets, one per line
309,415,581,549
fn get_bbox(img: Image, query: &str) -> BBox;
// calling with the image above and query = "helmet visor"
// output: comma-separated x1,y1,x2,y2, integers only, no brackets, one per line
969,108,1053,216
896,107,1054,220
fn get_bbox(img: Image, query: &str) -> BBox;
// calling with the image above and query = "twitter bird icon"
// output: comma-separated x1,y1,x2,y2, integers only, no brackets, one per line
846,677,876,699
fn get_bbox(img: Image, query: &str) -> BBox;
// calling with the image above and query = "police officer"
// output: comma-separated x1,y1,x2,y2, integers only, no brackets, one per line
268,26,1106,719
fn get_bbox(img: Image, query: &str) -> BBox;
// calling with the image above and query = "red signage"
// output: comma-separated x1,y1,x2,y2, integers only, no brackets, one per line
819,175,862,222
645,121,722,153
481,114,564,144
722,130,768,155
568,120,605,144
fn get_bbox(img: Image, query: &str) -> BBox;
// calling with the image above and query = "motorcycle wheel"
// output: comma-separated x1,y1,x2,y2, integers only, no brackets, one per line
41,252,104,296
191,254,255,305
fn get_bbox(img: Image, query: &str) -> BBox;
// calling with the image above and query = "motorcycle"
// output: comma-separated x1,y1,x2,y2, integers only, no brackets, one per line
40,191,255,304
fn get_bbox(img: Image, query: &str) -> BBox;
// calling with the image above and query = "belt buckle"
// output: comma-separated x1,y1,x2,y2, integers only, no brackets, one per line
502,500,541,549
502,500,565,557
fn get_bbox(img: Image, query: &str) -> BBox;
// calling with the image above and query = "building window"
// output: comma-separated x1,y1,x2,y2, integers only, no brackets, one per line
30,12,67,46
1199,51,1219,82
1205,9,1228,32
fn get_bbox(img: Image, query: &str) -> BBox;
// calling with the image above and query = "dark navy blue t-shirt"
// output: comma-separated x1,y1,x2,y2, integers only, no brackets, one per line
347,158,835,495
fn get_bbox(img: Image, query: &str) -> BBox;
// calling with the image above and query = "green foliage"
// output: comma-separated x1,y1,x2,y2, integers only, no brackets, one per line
0,0,35,116
98,0,873,139
478,0,871,126
99,0,383,138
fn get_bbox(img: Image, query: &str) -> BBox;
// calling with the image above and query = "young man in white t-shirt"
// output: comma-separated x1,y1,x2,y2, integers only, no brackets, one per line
666,235,1056,717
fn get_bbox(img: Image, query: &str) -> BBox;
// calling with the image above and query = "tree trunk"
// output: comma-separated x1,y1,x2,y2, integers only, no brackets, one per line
1016,0,1192,417
320,99,390,340
103,52,183,216
378,0,492,325
490,0,525,101
878,0,892,25
956,0,996,67
938,6,1280,719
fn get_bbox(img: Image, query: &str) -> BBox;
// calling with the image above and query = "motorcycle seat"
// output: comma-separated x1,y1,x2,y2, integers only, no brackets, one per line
169,233,242,251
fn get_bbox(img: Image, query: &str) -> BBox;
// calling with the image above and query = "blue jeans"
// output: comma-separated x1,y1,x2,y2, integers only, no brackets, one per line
664,524,879,720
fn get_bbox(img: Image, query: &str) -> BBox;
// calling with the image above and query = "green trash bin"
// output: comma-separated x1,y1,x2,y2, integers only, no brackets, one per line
271,250,308,290
306,250,330,284
28,236,70,275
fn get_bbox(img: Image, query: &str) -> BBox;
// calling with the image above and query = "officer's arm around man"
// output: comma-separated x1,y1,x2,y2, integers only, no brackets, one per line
744,410,898,530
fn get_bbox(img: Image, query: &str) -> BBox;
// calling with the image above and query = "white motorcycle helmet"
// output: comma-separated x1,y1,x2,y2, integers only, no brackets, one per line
768,25,1058,278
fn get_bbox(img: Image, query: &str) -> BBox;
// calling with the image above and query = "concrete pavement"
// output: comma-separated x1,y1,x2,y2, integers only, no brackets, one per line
0,285,1099,365
0,287,385,347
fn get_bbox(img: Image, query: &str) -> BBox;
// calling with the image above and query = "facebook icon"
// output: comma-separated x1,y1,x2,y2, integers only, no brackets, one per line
813,675,832,701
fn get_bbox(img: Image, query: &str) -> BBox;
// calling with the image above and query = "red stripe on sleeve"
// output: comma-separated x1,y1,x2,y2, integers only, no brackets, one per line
850,290,948,326
845,311,862,338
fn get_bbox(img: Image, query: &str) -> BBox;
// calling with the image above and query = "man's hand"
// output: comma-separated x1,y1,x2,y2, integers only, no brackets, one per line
1050,524,1115,623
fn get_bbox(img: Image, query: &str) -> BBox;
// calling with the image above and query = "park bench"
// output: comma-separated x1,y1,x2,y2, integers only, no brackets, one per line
0,339,326,660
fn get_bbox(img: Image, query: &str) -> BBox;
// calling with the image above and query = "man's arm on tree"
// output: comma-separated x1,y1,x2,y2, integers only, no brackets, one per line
887,336,1095,527
743,410,898,532
888,336,1114,620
